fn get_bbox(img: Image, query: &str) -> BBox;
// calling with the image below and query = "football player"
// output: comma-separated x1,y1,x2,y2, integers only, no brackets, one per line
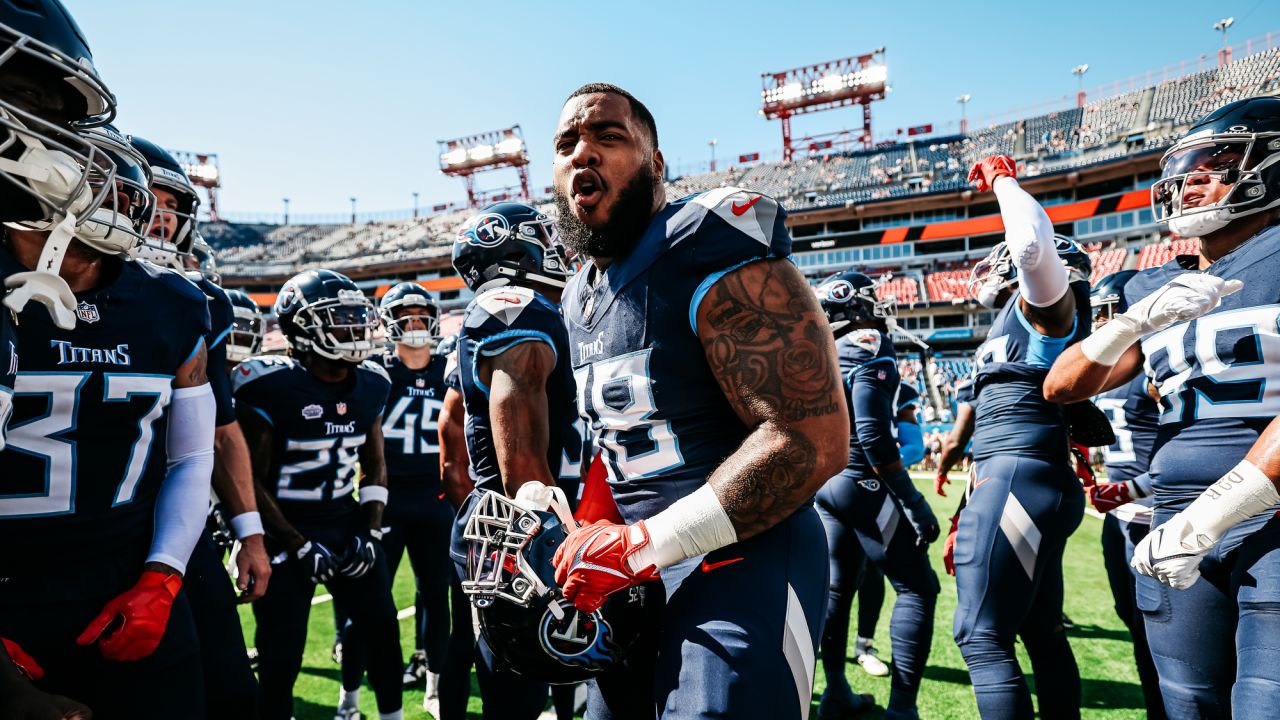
955,155,1092,718
450,201,578,719
128,135,267,717
0,106,215,720
550,84,849,719
226,288,265,366
1084,270,1166,719
232,269,403,720
813,271,940,719
1044,96,1280,717
339,282,453,715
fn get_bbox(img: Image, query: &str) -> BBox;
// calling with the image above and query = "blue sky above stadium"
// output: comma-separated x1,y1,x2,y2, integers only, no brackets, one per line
76,0,1280,218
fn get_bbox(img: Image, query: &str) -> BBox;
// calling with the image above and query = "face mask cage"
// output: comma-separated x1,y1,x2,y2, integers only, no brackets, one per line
293,292,379,362
381,296,440,347
968,244,1017,298
1152,135,1280,225
0,24,115,126
461,492,547,608
140,170,200,263
227,307,264,363
73,130,155,254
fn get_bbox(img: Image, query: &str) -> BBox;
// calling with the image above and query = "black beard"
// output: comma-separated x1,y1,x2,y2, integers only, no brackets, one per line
555,164,656,262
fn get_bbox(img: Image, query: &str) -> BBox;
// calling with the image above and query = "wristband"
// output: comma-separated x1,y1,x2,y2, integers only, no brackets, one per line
1080,315,1143,366
359,485,389,505
627,483,738,572
229,511,264,540
1180,460,1280,546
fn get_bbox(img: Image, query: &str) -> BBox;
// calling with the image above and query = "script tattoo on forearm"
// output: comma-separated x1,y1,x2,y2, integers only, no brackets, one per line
699,259,845,538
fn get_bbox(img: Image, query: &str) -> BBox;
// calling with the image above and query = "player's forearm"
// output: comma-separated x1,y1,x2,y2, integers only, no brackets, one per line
993,176,1068,308
147,384,216,576
212,422,258,518
490,369,555,497
439,389,474,508
253,483,305,552
1044,343,1140,403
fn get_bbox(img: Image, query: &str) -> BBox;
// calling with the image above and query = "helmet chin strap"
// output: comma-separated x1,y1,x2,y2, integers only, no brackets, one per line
3,211,80,330
1167,207,1234,238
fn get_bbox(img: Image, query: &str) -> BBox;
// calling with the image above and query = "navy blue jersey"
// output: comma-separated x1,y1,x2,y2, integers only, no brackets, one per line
0,304,14,447
195,276,236,427
456,286,577,496
970,284,1091,462
232,355,390,525
1128,225,1280,506
954,376,976,407
1096,374,1160,486
840,329,901,477
898,381,920,414
562,187,792,523
0,255,210,572
379,352,448,487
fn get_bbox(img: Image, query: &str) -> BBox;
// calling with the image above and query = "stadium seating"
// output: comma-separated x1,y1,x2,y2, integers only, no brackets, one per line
1137,238,1199,269
877,275,920,305
925,270,976,303
1089,247,1127,283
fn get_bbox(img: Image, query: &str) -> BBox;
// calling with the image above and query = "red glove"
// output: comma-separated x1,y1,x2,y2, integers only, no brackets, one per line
943,514,961,576
968,155,1017,193
1088,481,1135,514
553,520,660,613
1070,442,1096,488
76,571,182,661
2,638,43,681
935,471,951,497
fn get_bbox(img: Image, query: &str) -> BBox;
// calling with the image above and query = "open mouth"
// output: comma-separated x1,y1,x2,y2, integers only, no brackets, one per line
571,169,605,210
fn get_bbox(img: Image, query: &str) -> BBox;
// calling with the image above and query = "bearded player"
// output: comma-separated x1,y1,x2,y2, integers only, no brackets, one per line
551,83,848,719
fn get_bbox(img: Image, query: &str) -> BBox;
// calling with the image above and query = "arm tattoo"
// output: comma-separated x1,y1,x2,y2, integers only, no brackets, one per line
699,259,848,539
183,344,209,386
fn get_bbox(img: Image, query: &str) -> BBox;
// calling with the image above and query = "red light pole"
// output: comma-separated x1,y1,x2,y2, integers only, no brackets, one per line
761,48,888,161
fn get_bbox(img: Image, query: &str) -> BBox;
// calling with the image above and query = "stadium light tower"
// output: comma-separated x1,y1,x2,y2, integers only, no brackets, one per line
412,191,419,219
282,197,289,225
1215,17,1235,66
438,125,531,209
1071,64,1089,108
350,197,357,224
709,138,718,173
761,48,888,160
956,94,971,135
171,150,221,221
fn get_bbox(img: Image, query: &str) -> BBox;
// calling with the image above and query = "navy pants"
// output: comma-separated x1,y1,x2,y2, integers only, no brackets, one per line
254,518,403,720
1138,509,1280,719
1100,513,1165,720
816,471,939,714
0,549,205,719
184,528,259,718
953,454,1083,719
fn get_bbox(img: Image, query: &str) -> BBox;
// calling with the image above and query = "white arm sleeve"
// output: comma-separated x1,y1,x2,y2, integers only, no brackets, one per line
147,383,216,574
993,176,1068,307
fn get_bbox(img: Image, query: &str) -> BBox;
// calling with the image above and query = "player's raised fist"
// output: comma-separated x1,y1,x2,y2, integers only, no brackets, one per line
968,155,1018,193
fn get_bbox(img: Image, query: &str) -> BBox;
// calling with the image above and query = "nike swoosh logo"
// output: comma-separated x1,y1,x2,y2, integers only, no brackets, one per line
973,477,991,490
496,296,522,304
701,556,745,573
731,196,762,216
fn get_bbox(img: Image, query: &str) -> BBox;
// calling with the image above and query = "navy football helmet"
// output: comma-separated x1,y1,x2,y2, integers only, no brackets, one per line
187,232,220,285
1153,96,1280,238
275,269,378,363
379,281,439,349
461,489,649,685
226,289,264,363
130,135,199,270
815,270,895,339
453,202,570,292
1090,269,1137,324
69,124,155,257
968,234,1090,308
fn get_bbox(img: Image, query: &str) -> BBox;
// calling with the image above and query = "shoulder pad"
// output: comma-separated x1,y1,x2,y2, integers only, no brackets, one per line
231,354,296,392
473,286,537,326
684,186,784,249
849,329,882,356
136,261,208,305
359,358,392,384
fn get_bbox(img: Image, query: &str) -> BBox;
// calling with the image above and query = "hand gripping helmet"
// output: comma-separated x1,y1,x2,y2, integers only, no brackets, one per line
129,135,199,270
1152,96,1280,238
225,289,264,363
379,281,439,349
461,489,649,684
275,269,378,363
968,234,1090,308
0,0,116,226
452,202,570,293
1089,269,1137,324
814,270,895,339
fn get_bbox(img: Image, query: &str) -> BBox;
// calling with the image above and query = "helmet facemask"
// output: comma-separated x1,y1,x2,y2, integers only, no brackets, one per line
136,169,199,272
290,291,378,363
381,300,440,349
60,127,155,257
1152,133,1280,237
227,304,264,363
969,244,1017,309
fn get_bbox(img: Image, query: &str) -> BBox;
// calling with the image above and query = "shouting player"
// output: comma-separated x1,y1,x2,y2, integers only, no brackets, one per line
955,155,1092,719
551,83,849,719
1044,96,1280,718
233,269,403,720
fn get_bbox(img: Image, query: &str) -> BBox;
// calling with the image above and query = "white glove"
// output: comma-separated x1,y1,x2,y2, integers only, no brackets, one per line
1081,273,1244,365
1131,513,1209,589
512,482,555,513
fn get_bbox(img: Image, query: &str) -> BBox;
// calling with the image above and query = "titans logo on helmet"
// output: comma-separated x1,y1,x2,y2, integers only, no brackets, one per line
458,213,510,248
820,279,854,302
538,600,620,670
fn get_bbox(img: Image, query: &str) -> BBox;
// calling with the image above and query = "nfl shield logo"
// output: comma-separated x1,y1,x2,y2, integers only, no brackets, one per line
336,402,348,416
877,370,887,380
415,378,425,388
76,302,100,324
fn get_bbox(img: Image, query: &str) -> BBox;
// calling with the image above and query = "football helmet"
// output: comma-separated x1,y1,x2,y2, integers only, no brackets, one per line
814,270,895,339
188,232,219,285
60,124,154,256
453,202,570,292
968,234,1090,308
226,289,264,363
129,135,199,270
275,269,378,363
1089,269,1138,324
461,489,649,684
379,281,439,349
1152,96,1280,238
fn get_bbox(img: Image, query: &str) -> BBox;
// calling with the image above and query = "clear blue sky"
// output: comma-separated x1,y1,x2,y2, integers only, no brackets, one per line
73,0,1280,217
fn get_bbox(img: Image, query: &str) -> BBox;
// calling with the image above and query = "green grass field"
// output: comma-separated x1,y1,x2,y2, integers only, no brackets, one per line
238,473,1148,719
